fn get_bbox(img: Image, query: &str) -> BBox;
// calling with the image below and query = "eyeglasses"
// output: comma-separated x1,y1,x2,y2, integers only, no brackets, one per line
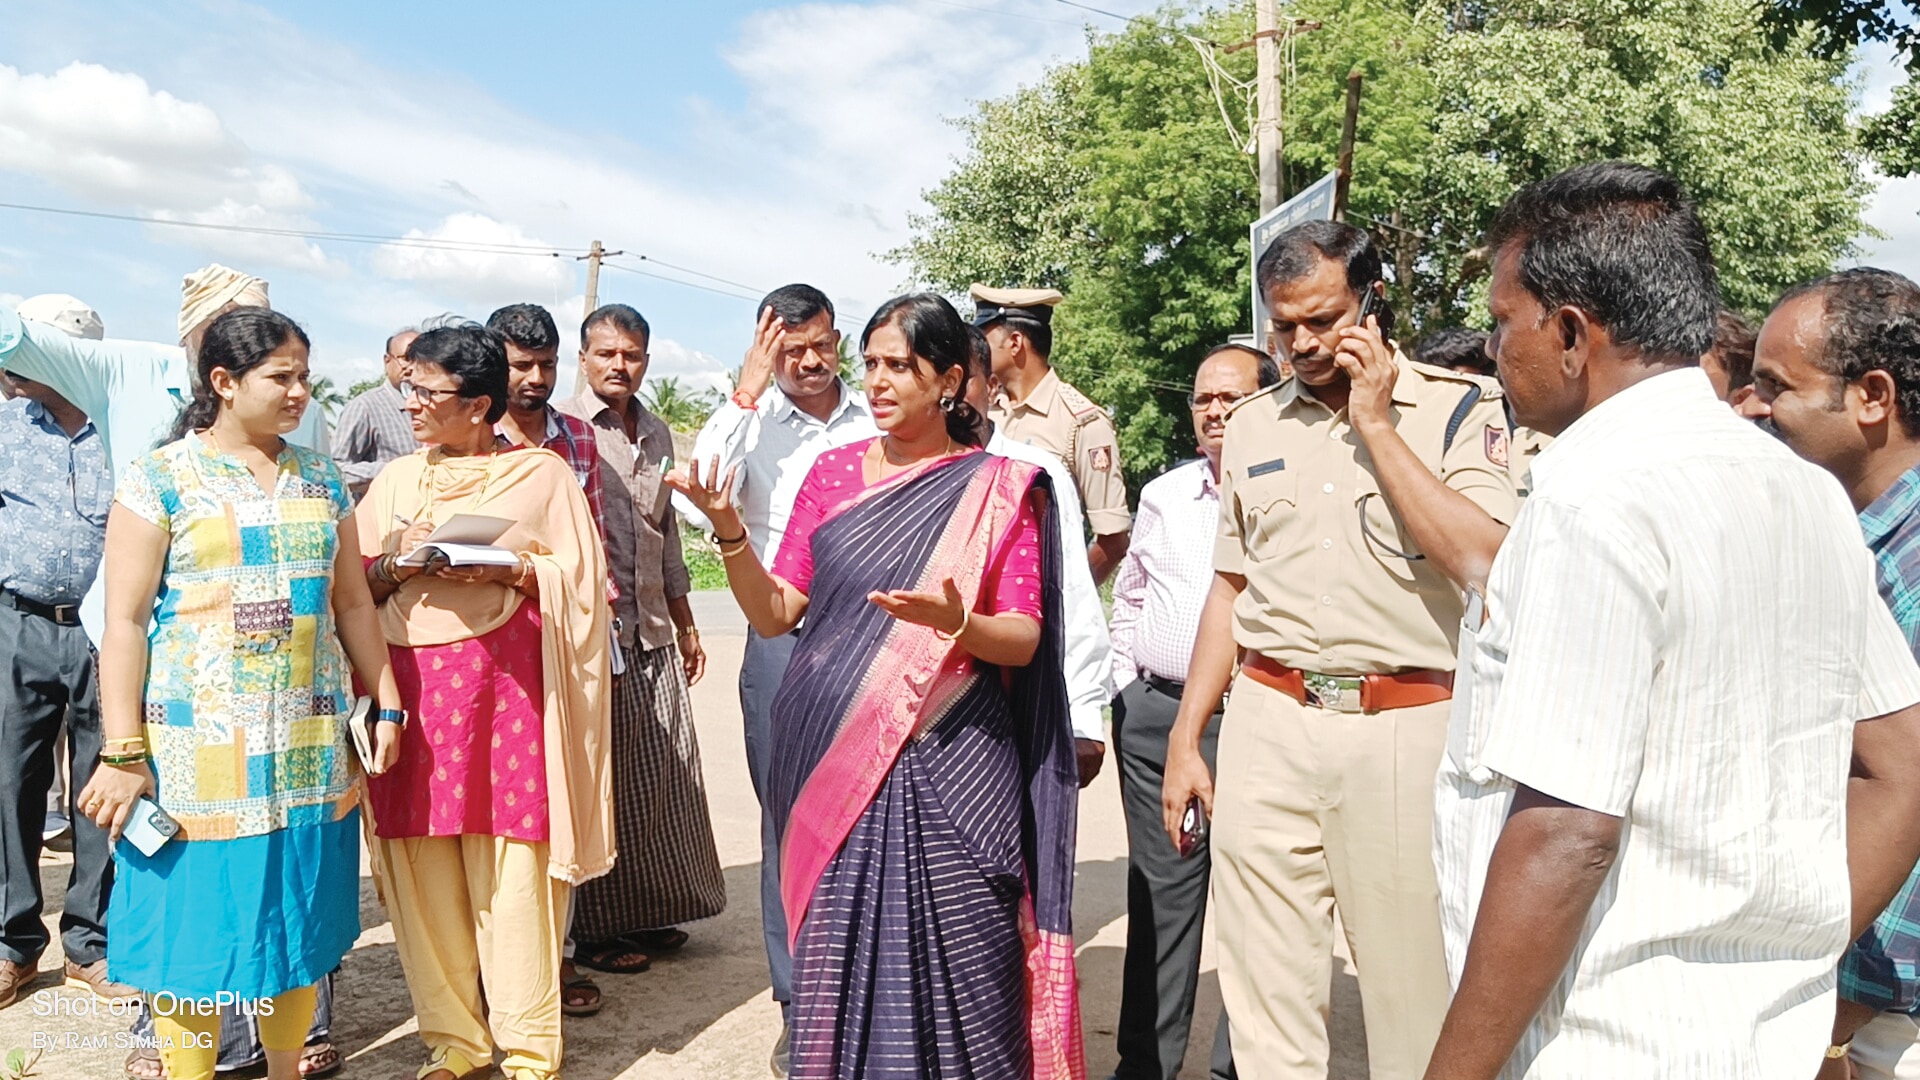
399,381,462,403
1188,391,1249,410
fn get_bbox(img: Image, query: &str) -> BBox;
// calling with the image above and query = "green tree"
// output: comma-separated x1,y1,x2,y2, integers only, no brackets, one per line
894,0,1868,483
645,376,722,433
308,375,348,420
1758,0,1920,175
346,376,384,400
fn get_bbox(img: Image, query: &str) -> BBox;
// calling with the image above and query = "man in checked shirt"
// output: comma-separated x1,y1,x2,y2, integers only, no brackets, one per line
1749,266,1920,1079
1105,343,1277,1080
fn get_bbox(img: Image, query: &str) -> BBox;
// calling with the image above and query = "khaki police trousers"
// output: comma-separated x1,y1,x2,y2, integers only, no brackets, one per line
1211,672,1451,1080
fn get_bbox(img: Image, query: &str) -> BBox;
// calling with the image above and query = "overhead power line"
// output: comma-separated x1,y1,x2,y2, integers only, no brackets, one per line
0,199,762,305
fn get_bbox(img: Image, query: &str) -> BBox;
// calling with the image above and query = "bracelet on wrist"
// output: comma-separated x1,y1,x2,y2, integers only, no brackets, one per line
935,606,973,643
730,390,760,412
677,626,700,640
99,752,148,767
377,708,409,729
711,529,746,546
102,736,146,753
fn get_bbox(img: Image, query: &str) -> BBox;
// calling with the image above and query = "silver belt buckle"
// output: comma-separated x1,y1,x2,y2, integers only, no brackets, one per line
1302,672,1364,713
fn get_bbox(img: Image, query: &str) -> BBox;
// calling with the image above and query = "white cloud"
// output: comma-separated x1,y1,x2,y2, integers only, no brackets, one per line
0,61,313,214
371,213,577,308
148,199,331,272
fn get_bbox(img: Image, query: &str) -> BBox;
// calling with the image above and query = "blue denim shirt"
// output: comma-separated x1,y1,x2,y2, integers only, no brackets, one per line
1841,463,1920,1012
0,397,111,607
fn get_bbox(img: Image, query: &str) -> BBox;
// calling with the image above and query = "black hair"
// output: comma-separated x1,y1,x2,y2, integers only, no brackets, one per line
860,293,983,447
1255,219,1396,340
1486,160,1718,363
1412,327,1495,376
991,311,1053,360
581,303,650,348
965,324,993,380
1775,268,1920,434
1200,342,1283,389
168,308,311,443
759,284,835,328
486,303,560,353
406,324,510,423
1709,308,1757,391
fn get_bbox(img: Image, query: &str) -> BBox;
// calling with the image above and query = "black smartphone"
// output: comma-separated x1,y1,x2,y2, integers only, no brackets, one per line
1356,281,1383,327
1177,796,1209,859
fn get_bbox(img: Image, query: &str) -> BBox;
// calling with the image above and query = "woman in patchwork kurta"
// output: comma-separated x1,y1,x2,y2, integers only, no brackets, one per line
356,325,613,1080
80,308,404,1080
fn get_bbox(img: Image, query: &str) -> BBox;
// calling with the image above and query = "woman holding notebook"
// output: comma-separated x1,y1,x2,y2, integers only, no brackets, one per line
356,323,614,1080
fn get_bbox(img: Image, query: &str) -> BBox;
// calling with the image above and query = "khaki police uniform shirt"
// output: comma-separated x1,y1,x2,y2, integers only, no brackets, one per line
1510,427,1552,499
1213,355,1518,676
990,368,1131,535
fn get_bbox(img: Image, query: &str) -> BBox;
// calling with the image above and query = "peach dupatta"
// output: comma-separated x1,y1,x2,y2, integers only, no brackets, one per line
356,447,615,884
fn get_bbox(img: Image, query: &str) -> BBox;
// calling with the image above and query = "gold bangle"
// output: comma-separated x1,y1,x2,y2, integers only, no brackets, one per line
99,753,148,767
102,737,146,752
718,537,752,559
934,606,972,642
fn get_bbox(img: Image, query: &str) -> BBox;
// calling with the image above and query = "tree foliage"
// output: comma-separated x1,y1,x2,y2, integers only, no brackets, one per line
644,376,722,434
893,0,1870,484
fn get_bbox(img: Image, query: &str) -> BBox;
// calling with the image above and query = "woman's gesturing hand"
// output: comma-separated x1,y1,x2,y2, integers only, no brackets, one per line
869,577,969,636
664,456,741,530
78,760,157,842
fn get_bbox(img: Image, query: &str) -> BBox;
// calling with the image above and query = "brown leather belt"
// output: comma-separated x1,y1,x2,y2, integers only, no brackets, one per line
1240,654,1452,713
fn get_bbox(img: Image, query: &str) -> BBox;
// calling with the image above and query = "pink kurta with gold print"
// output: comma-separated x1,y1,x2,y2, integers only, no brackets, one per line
367,602,550,841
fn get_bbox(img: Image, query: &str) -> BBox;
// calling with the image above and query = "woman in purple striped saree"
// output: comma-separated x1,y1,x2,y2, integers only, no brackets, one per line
670,294,1085,1079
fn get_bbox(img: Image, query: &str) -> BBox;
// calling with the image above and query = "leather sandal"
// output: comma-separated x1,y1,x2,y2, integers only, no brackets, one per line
0,958,37,1010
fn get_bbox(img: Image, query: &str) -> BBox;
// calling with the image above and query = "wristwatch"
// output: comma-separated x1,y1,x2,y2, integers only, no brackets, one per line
377,708,410,729
1826,1041,1851,1060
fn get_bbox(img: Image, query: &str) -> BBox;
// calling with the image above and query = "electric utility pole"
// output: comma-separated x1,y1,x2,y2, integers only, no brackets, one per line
1256,0,1283,213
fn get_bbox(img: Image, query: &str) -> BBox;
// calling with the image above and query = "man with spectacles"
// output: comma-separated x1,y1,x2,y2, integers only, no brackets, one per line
671,284,874,1078
334,325,422,499
1161,221,1515,1080
1105,343,1277,1080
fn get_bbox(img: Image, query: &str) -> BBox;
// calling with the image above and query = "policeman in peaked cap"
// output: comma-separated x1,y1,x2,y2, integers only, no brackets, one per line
973,283,1132,584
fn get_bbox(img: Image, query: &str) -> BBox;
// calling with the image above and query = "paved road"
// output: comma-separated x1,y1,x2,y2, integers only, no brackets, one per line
1,591,1366,1078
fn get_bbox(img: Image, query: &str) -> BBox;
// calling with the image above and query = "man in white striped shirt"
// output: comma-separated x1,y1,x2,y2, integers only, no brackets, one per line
1427,161,1920,1080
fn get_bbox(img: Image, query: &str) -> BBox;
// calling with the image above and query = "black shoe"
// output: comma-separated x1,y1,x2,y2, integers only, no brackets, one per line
770,1023,791,1078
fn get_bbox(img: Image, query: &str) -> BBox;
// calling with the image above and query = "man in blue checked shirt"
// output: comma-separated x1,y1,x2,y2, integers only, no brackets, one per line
1751,266,1920,1078
0,364,127,1011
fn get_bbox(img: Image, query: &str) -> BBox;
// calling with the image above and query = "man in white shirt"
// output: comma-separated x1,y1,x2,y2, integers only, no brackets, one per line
671,284,874,1077
1106,343,1275,1080
1427,161,1920,1080
964,325,1114,787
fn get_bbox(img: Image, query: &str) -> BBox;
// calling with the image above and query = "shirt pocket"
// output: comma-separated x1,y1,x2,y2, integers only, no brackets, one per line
1353,470,1415,562
1236,470,1298,563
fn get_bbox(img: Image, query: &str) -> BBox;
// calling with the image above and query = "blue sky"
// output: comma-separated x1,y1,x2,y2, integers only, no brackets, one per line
0,0,1914,403
0,0,1158,397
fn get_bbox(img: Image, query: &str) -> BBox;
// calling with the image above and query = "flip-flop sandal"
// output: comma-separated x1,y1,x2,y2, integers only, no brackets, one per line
123,1047,164,1080
620,928,689,954
572,941,652,974
299,1041,342,1078
561,965,604,1017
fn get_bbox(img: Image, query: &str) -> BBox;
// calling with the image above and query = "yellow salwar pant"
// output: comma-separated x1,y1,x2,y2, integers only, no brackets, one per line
151,984,317,1080
374,835,570,1080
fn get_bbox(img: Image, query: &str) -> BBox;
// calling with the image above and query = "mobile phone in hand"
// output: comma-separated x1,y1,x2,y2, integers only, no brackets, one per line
122,796,180,857
1177,796,1209,859
1356,281,1383,327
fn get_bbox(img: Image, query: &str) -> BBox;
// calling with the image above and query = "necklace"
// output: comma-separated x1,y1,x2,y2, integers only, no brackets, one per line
421,446,499,519
873,434,958,479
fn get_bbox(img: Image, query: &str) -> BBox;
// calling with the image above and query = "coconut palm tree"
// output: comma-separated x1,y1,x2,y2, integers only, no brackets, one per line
645,376,722,434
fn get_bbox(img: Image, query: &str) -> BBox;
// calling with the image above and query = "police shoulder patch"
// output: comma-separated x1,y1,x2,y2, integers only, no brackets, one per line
1484,424,1510,468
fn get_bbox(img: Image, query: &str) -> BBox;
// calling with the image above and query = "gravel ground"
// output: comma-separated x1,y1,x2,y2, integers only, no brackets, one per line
0,590,1367,1078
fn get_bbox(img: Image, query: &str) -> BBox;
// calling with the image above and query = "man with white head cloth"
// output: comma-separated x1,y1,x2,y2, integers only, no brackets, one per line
0,267,344,1079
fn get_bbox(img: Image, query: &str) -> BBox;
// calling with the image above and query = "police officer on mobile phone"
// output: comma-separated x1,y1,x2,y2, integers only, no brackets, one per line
1160,220,1517,1080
